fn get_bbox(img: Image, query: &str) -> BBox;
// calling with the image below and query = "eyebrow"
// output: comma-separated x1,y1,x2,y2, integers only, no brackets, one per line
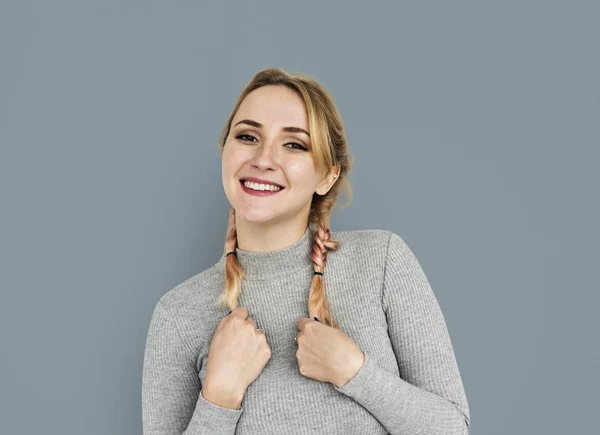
233,119,310,138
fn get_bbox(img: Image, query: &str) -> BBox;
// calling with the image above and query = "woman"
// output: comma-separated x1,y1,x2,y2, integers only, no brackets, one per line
142,67,470,434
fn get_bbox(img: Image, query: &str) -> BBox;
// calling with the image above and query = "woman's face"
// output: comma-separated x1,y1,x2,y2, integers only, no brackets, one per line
221,85,335,227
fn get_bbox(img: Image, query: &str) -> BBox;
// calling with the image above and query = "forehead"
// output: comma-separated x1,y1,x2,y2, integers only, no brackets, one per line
234,85,308,129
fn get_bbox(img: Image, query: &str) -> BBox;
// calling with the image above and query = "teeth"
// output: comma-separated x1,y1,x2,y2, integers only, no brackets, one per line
243,180,281,191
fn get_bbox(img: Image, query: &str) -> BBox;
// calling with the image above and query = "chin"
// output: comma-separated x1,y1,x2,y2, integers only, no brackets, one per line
236,210,282,225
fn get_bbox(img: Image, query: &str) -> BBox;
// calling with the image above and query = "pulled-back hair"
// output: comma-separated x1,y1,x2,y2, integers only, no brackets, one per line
215,67,353,329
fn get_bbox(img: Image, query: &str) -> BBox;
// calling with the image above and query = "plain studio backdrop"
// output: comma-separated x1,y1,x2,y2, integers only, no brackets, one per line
1,1,598,434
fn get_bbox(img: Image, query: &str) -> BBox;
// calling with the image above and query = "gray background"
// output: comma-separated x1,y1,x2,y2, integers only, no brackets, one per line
1,1,598,433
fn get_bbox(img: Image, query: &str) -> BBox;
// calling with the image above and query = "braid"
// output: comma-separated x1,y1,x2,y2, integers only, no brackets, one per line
309,220,341,329
216,206,244,310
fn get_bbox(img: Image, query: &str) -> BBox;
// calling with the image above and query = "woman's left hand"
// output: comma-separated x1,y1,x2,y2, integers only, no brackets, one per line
295,317,365,388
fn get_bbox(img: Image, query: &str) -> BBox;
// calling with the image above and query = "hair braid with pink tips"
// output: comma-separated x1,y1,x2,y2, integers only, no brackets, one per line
215,67,354,329
309,222,341,328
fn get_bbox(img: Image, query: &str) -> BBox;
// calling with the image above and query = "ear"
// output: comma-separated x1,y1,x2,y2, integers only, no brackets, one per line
315,165,340,196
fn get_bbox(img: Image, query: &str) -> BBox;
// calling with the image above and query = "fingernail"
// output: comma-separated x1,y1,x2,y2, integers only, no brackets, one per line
314,317,320,322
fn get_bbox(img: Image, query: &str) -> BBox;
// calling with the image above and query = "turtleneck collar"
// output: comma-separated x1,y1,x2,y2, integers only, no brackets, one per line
214,225,315,281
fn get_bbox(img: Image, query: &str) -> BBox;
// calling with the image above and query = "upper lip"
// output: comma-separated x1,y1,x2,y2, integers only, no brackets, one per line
240,177,284,188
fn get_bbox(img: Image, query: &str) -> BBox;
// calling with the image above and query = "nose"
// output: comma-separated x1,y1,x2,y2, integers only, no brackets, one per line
250,139,279,170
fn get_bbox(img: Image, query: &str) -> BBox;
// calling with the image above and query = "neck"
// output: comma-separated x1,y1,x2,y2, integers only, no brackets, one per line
235,216,310,253
216,224,315,281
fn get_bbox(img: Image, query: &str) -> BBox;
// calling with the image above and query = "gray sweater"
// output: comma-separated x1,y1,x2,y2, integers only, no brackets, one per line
142,227,470,434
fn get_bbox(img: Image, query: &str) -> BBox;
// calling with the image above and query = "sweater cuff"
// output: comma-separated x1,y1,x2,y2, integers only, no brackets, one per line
184,390,244,433
332,351,376,396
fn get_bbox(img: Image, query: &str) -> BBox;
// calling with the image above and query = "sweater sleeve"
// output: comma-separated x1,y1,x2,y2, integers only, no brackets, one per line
142,299,243,434
332,232,470,435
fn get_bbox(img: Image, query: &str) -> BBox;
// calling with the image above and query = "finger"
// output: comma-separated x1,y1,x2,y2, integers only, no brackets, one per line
245,316,257,329
232,307,249,319
297,317,312,331
215,312,230,334
215,307,247,334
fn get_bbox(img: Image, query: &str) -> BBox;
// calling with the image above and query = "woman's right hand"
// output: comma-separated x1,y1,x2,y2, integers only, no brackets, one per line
202,307,272,408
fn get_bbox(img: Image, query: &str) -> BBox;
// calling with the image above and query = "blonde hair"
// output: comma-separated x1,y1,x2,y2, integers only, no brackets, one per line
215,67,353,329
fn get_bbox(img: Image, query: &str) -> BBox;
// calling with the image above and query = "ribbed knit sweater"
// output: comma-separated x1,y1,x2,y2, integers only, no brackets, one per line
142,226,470,434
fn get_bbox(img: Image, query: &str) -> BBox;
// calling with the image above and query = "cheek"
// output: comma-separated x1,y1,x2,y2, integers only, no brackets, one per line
287,165,319,192
222,146,242,175
286,160,307,176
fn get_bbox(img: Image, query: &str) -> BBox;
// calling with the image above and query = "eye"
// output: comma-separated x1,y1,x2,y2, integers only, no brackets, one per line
235,134,308,151
236,133,258,142
285,141,309,151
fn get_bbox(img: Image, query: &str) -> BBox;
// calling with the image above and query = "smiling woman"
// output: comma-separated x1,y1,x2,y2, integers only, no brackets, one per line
142,67,470,435
219,83,344,263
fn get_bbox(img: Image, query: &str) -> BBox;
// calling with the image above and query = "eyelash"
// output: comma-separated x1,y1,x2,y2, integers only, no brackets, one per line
235,133,308,151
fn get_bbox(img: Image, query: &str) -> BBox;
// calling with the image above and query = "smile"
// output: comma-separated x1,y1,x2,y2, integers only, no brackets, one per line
240,180,284,196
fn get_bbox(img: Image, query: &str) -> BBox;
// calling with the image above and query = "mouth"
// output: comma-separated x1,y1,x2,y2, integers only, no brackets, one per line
239,179,285,194
239,179,284,188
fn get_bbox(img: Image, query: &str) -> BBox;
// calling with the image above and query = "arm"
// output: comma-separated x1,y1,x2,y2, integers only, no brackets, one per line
333,232,471,435
142,299,244,434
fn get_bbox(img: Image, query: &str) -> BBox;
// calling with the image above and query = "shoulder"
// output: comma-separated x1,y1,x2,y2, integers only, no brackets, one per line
146,264,224,360
329,228,407,254
156,263,223,315
329,228,417,267
328,228,408,264
329,228,389,243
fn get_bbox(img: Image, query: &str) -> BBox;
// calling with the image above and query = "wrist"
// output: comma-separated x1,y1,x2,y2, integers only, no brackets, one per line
335,350,365,388
202,382,246,410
